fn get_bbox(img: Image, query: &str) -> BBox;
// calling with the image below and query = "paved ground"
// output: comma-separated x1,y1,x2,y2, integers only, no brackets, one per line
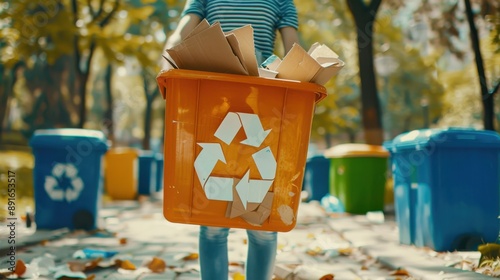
0,195,496,280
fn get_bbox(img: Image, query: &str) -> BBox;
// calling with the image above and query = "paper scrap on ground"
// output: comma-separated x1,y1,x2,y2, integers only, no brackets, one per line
163,20,344,85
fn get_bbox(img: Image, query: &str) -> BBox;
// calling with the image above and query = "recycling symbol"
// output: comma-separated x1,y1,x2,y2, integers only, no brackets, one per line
44,163,84,203
194,112,277,209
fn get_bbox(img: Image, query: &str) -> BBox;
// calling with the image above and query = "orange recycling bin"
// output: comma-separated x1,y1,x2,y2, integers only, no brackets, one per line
156,69,326,232
104,147,139,200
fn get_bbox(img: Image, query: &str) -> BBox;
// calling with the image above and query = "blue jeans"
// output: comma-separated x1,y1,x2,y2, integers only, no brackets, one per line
199,226,277,280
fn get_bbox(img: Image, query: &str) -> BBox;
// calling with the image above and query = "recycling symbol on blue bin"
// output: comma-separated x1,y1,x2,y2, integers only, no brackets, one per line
44,163,84,203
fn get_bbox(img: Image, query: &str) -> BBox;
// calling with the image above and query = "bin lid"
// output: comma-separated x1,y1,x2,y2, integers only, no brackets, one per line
324,143,389,158
390,127,500,151
29,128,108,151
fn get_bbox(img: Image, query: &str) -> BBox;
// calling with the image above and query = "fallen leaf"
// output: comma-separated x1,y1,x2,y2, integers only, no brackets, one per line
0,269,13,277
320,274,334,280
40,240,49,246
119,238,127,245
182,253,199,261
147,257,166,273
68,261,86,272
360,265,369,270
390,269,411,276
14,260,26,276
337,248,353,256
306,247,323,256
68,258,103,272
233,272,245,280
87,275,96,280
115,260,136,270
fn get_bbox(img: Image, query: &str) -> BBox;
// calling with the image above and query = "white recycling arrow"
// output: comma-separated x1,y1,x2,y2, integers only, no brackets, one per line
45,176,64,201
44,163,85,203
238,113,271,147
204,177,234,201
194,111,277,211
252,147,277,180
236,170,274,209
236,171,251,209
214,112,271,147
194,143,226,187
214,112,242,145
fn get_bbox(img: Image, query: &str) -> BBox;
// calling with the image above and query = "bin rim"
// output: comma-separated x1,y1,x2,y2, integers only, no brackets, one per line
106,146,139,155
390,128,500,151
324,143,389,158
29,128,108,151
156,69,327,103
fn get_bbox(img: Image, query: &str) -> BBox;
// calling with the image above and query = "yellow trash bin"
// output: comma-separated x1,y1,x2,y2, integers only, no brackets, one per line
104,147,139,200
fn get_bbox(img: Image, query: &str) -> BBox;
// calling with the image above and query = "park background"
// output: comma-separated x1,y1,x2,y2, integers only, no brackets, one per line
0,0,499,216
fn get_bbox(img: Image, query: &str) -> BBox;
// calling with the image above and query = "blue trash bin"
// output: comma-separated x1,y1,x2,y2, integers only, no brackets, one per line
29,129,108,230
390,128,500,251
138,151,157,195
303,155,330,201
155,153,164,192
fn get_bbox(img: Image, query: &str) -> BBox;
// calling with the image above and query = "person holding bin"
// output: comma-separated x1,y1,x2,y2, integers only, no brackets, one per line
162,0,300,279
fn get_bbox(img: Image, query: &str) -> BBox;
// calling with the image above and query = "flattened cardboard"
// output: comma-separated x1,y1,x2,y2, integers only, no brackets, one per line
310,57,344,85
275,43,344,85
225,33,248,75
185,18,210,39
225,179,260,219
163,19,344,84
308,42,339,58
226,25,259,76
240,192,274,225
275,44,321,82
309,43,345,85
166,22,248,75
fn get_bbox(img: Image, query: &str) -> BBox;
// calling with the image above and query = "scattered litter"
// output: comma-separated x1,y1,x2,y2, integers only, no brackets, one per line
366,211,385,224
53,267,87,279
73,248,118,259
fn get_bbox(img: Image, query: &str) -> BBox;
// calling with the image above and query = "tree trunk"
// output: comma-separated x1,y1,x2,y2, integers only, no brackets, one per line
464,0,495,131
0,63,23,141
0,66,11,141
347,0,384,145
143,99,153,150
142,71,158,150
104,63,115,145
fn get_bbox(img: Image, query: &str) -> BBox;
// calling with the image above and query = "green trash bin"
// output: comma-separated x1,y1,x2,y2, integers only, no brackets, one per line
324,144,389,214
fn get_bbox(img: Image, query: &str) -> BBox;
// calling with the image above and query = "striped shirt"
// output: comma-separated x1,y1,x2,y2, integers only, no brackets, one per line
181,0,298,63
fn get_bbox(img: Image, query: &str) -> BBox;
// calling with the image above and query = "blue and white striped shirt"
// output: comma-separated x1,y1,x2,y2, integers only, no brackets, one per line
181,0,298,63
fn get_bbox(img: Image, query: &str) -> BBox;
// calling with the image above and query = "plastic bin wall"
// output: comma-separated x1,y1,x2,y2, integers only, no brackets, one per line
156,69,326,232
390,128,500,251
303,155,330,201
325,144,389,214
104,147,139,200
138,151,157,195
29,129,108,230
